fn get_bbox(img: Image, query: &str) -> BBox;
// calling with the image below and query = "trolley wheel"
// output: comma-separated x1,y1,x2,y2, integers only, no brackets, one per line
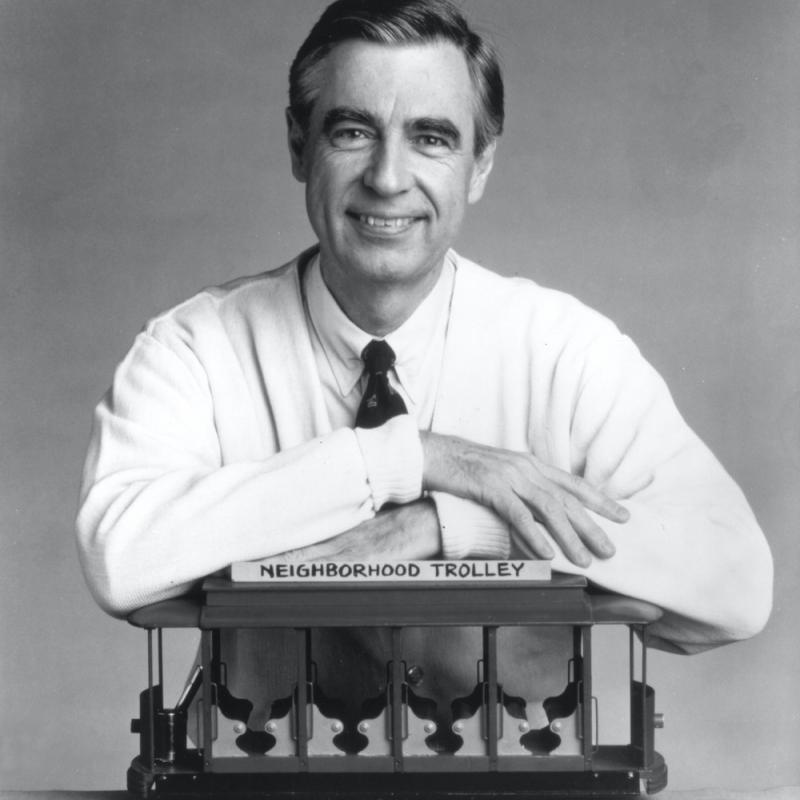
126,762,155,799
644,752,669,795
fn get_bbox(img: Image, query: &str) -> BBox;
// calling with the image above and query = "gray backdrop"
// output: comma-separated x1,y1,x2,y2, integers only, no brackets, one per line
1,0,798,791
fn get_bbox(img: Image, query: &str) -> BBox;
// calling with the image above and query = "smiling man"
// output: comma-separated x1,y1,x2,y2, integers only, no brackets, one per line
77,0,772,744
291,39,495,335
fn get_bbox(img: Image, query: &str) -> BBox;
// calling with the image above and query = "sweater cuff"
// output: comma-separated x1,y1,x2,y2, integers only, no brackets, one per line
354,414,423,511
430,492,511,560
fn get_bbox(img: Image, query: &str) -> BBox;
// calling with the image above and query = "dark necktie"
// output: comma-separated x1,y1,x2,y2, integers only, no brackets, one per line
355,339,408,429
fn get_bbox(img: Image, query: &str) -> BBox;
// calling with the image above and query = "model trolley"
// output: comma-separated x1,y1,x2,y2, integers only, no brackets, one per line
126,566,667,799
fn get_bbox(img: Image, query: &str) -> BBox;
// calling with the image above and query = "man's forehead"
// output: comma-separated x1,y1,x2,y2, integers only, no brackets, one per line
311,40,476,130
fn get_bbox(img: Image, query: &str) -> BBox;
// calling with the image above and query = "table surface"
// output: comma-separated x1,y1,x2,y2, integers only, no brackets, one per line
2,788,800,800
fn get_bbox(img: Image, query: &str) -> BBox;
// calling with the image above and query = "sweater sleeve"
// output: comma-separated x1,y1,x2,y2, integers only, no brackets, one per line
536,326,773,653
429,492,510,560
76,329,422,617
423,265,770,652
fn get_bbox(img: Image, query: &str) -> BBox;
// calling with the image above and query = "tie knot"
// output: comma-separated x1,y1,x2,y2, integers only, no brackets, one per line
361,339,396,374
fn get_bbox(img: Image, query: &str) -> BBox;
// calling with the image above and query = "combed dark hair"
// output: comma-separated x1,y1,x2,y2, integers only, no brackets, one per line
289,0,504,155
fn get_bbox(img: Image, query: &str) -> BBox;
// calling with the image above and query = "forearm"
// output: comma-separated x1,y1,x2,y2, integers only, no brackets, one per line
418,412,772,651
76,316,430,616
78,430,367,615
77,413,423,617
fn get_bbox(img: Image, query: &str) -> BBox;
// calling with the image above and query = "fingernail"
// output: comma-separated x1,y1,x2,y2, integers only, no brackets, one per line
601,540,616,557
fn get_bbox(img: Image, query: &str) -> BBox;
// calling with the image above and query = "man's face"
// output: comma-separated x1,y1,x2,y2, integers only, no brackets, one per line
289,40,495,320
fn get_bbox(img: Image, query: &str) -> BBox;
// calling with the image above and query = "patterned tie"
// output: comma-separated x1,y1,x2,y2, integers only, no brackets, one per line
355,340,408,429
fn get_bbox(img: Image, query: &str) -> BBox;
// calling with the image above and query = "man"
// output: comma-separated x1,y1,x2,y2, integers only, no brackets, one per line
77,0,772,742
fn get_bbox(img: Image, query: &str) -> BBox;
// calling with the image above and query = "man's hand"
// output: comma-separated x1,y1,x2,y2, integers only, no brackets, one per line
420,432,628,567
272,499,441,563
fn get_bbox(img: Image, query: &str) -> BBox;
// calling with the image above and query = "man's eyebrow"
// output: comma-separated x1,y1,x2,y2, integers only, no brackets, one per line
322,106,378,135
410,117,462,146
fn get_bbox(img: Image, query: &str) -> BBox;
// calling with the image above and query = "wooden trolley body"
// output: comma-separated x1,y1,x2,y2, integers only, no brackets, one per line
126,574,667,799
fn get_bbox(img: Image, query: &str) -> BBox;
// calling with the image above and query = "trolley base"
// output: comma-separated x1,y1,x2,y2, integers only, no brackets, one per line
128,749,667,799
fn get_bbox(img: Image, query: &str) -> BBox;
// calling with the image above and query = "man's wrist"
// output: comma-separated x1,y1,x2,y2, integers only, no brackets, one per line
386,498,442,559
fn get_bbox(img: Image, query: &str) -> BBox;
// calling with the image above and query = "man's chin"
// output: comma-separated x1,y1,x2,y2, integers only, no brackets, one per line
339,241,425,280
352,254,439,288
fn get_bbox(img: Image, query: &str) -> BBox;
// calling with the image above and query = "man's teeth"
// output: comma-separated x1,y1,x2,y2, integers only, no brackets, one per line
359,215,414,228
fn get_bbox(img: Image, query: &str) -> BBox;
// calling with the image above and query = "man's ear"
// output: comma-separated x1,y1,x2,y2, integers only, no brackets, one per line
286,108,308,183
467,139,497,204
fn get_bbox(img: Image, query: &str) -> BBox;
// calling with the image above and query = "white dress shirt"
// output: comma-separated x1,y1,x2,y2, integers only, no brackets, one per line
303,253,455,433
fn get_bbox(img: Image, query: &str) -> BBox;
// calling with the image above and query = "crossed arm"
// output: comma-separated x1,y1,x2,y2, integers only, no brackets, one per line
76,320,772,653
272,429,772,654
281,434,628,565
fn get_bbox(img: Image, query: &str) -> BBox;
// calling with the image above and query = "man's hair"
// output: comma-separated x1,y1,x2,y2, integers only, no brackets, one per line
289,0,504,155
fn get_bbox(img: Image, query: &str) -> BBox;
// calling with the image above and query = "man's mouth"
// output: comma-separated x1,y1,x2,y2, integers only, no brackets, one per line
348,212,422,231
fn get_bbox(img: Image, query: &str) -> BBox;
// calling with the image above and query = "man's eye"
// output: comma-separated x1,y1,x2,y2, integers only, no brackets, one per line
415,134,451,151
330,128,371,148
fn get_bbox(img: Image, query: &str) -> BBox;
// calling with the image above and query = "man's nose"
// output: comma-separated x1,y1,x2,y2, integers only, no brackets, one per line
362,138,413,196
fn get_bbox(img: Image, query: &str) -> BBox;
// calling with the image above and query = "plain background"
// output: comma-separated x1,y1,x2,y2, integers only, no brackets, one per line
1,0,798,791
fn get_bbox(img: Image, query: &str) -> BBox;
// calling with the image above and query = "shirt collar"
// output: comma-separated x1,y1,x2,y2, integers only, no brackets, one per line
304,253,455,402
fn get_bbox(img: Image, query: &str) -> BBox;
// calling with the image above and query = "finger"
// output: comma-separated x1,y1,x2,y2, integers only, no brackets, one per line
528,491,592,567
498,493,555,560
510,528,540,560
563,496,616,559
540,466,629,523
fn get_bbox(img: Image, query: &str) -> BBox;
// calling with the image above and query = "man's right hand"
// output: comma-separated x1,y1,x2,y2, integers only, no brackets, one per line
420,432,629,567
271,498,442,564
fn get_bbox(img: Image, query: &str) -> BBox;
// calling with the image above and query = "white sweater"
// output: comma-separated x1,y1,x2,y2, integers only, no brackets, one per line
76,250,771,652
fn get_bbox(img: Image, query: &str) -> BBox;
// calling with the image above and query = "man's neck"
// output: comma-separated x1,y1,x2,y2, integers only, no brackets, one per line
318,260,446,337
